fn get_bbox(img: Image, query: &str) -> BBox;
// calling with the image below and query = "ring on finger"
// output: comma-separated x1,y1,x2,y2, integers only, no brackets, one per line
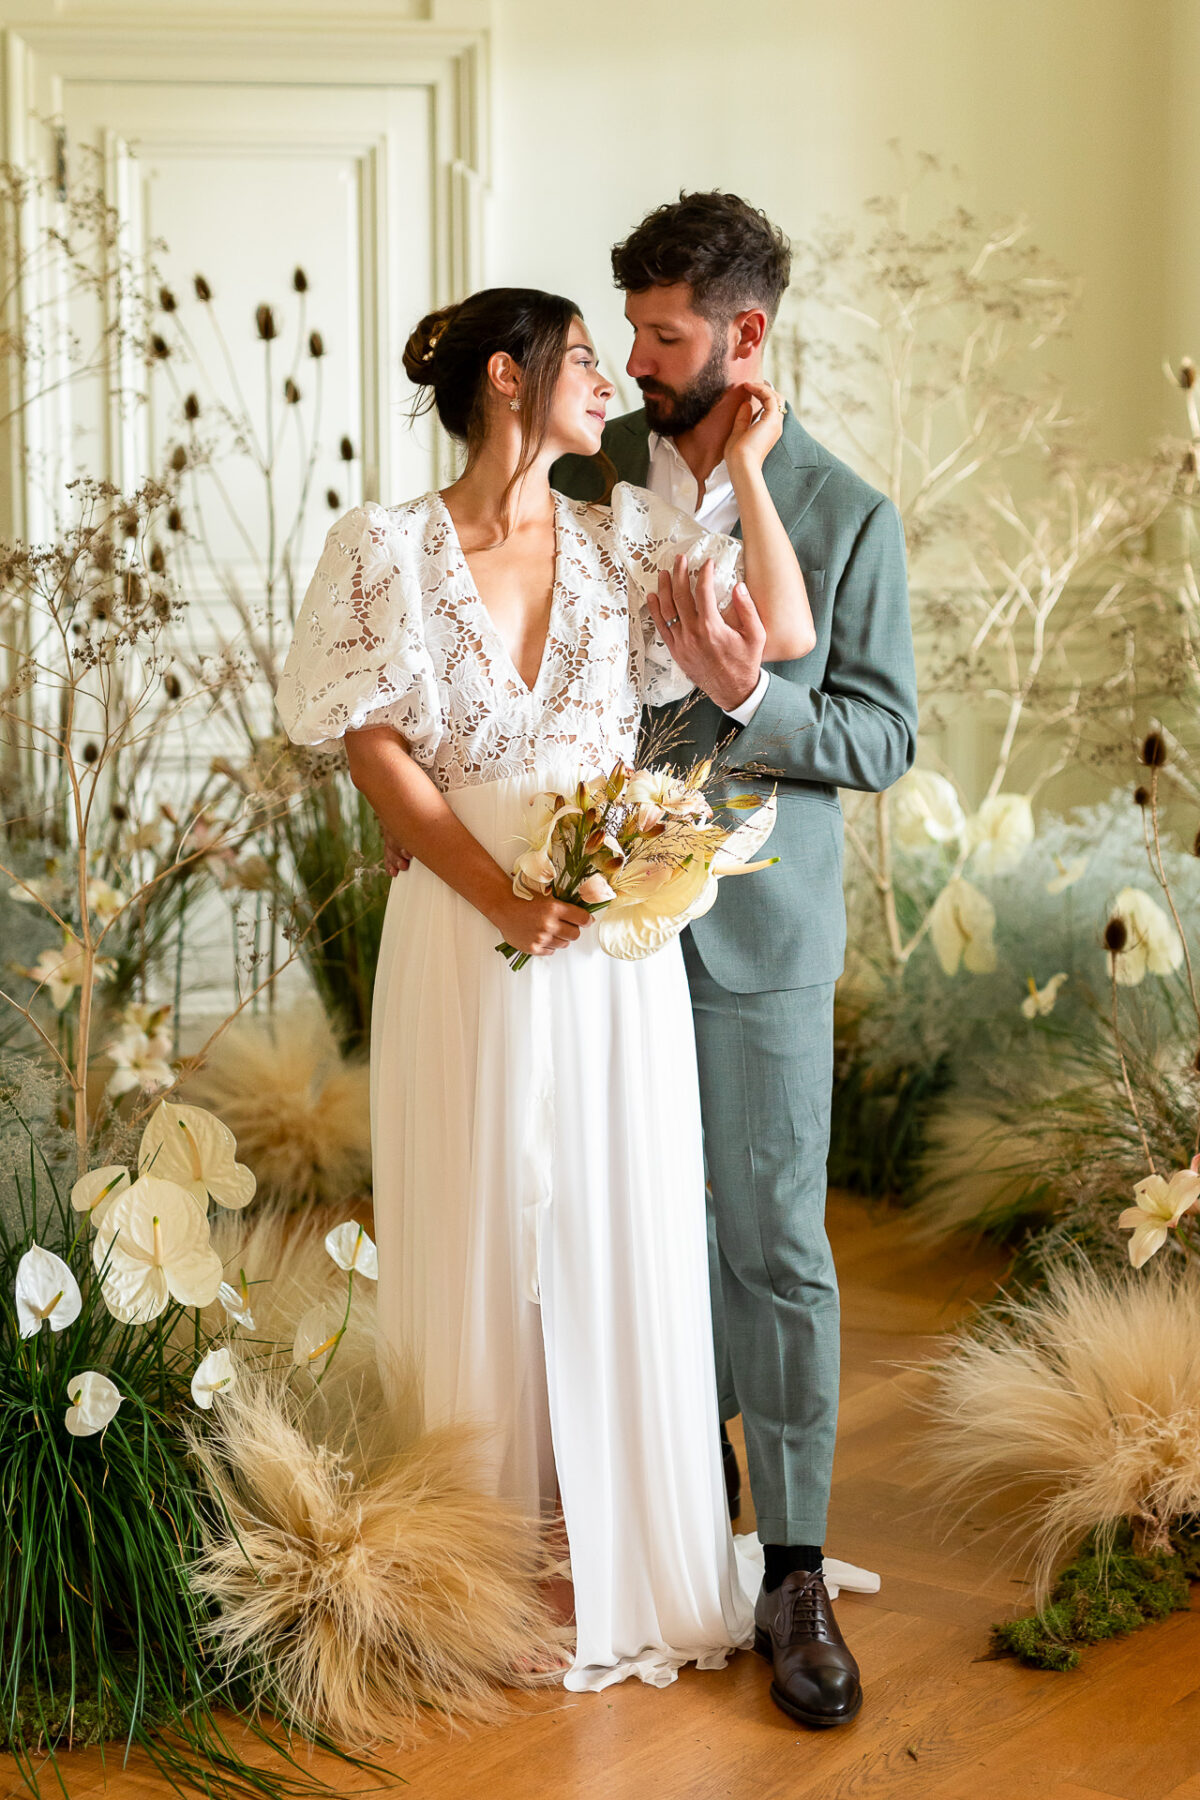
664,614,680,628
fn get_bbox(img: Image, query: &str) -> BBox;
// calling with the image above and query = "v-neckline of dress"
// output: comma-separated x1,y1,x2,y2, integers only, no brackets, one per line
434,489,565,699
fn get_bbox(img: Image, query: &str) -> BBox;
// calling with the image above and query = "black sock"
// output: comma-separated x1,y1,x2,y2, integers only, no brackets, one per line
763,1543,823,1591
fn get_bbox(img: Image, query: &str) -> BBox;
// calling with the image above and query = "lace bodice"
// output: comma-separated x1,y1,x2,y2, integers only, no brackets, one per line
275,483,743,793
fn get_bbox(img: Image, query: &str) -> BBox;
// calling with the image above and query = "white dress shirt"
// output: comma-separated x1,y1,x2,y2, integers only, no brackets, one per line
645,432,769,726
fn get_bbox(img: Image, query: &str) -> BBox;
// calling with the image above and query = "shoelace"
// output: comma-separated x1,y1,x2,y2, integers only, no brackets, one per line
778,1572,833,1643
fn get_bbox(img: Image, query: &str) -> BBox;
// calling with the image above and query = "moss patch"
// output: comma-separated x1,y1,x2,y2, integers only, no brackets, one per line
993,1528,1197,1671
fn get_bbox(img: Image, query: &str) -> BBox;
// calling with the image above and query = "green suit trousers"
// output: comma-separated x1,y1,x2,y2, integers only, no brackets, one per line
683,933,839,1546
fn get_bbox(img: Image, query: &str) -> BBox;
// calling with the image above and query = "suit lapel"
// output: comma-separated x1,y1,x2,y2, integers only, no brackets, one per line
733,414,830,543
604,412,651,486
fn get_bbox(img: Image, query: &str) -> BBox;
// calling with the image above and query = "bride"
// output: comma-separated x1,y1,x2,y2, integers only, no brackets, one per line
275,286,814,1693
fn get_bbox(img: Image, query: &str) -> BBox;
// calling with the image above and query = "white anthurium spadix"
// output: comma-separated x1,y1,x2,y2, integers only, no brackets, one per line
15,1245,82,1340
292,1302,344,1376
1108,887,1184,987
891,769,965,850
324,1221,379,1279
966,793,1035,877
70,1165,130,1231
93,1175,223,1324
598,797,779,963
65,1371,122,1438
1119,1169,1200,1268
929,878,997,976
138,1101,256,1211
217,1271,255,1330
190,1346,238,1410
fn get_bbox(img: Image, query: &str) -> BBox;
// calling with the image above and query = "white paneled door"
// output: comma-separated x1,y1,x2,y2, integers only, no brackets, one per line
54,80,433,582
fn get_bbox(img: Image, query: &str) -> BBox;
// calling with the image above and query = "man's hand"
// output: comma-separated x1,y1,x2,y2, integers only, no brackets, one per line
646,555,766,714
383,830,411,876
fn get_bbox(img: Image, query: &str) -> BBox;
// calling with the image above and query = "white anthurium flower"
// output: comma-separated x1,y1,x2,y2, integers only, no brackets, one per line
599,800,778,962
1108,887,1184,988
217,1271,256,1331
93,1175,223,1324
104,1028,174,1099
966,794,1035,877
891,769,965,850
15,1245,83,1340
26,936,116,1011
1021,972,1068,1019
86,877,125,924
928,878,998,976
70,1165,131,1231
1119,1169,1200,1268
65,1370,122,1438
190,1346,238,1410
324,1221,379,1280
137,1101,256,1211
1046,855,1087,895
292,1302,344,1376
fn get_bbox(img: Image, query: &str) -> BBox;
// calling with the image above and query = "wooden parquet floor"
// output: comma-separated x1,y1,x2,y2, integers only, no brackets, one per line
12,1193,1200,1800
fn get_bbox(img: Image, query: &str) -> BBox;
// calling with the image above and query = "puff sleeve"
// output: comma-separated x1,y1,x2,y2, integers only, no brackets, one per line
274,504,442,764
608,481,745,706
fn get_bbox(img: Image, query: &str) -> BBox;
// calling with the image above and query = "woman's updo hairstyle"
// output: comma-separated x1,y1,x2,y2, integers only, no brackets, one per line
403,287,583,497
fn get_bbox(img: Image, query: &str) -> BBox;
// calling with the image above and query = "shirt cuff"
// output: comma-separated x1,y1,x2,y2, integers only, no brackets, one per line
723,668,769,727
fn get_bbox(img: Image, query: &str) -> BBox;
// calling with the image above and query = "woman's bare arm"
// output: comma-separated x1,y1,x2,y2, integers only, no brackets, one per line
344,727,589,957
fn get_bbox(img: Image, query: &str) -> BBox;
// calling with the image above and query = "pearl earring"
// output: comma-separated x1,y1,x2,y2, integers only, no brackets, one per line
509,398,520,412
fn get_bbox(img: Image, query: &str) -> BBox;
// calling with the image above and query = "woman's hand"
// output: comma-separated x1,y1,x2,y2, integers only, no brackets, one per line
723,379,787,477
489,892,593,957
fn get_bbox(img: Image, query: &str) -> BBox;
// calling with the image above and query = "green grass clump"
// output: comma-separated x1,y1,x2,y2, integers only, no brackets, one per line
992,1529,1196,1671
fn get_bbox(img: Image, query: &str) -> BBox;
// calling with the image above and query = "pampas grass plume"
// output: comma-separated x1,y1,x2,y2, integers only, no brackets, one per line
183,1011,370,1206
186,1373,563,1747
910,1101,1056,1243
918,1260,1200,1599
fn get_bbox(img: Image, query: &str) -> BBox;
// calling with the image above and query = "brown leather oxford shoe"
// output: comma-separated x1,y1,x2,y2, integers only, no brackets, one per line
754,1569,863,1728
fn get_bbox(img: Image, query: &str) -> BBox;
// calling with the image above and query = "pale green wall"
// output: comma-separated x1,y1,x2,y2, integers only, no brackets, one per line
489,0,1175,461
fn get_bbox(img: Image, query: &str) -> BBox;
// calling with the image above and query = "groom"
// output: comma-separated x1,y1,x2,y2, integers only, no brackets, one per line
553,192,917,1728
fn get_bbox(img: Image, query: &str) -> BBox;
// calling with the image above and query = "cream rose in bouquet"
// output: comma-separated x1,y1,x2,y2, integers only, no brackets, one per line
498,760,778,971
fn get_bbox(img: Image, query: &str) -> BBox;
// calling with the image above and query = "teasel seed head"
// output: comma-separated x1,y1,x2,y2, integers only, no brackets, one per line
326,488,340,510
255,304,278,342
284,378,300,405
1134,785,1151,807
150,334,171,360
184,393,200,422
167,506,184,533
293,267,308,293
1104,916,1129,954
164,671,182,699
170,445,188,473
1180,357,1197,390
340,435,354,462
1141,730,1167,768
308,329,325,359
194,274,213,301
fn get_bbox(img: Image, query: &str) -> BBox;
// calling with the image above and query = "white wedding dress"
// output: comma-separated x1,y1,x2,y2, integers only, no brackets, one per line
276,481,757,1691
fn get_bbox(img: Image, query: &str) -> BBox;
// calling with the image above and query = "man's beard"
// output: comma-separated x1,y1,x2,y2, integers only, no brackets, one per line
638,339,728,438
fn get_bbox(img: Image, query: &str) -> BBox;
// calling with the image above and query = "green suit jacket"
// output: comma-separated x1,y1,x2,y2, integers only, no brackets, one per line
552,407,917,992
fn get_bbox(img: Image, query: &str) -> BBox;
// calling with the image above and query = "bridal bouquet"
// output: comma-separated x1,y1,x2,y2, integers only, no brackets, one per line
497,760,778,970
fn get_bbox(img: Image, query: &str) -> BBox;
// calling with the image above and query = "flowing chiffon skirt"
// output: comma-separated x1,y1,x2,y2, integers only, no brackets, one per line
370,764,755,1691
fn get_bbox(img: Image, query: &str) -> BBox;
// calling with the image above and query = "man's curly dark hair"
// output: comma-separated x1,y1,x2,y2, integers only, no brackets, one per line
611,191,792,327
